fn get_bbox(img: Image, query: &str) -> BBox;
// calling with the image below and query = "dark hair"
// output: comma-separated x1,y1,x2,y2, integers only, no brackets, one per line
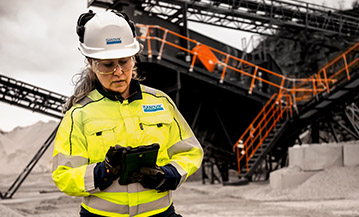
64,44,144,112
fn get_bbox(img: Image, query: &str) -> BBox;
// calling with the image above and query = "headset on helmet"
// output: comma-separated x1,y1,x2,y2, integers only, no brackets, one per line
76,10,140,59
76,10,96,43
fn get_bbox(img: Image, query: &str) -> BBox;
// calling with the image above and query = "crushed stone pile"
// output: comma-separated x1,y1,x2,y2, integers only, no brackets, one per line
185,166,359,202
0,120,58,175
241,166,359,201
0,204,23,217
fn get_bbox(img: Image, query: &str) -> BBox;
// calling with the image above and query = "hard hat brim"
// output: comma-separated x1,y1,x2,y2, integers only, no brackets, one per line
79,41,141,59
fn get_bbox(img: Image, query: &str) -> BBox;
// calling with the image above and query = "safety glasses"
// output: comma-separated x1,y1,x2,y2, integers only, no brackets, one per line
92,57,134,75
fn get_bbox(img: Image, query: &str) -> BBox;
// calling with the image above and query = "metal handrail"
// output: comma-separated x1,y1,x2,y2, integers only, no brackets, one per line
136,24,341,100
234,43,359,174
135,24,359,175
234,90,292,173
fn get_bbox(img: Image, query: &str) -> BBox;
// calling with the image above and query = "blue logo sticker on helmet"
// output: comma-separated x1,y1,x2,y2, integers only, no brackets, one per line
142,104,165,113
106,38,122,45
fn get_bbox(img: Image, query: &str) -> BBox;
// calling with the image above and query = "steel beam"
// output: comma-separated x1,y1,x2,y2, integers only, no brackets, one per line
0,74,67,119
89,0,359,38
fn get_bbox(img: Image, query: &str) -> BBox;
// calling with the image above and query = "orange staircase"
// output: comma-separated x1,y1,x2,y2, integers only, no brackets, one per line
233,42,359,177
135,24,359,178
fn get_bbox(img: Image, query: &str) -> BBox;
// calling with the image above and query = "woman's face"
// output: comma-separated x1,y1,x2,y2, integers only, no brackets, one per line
91,56,134,99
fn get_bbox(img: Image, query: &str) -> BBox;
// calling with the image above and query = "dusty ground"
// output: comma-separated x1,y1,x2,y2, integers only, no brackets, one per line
1,169,359,217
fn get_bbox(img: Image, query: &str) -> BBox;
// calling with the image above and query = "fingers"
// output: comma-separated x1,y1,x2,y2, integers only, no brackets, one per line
114,144,125,151
140,167,160,176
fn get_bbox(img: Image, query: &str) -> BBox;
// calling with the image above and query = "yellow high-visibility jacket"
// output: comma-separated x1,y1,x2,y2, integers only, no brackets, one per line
52,83,203,217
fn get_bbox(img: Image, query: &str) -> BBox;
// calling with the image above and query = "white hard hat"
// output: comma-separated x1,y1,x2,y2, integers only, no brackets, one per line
77,10,140,59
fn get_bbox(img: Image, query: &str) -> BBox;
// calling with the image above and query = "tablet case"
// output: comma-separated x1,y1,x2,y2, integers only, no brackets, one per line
118,143,160,185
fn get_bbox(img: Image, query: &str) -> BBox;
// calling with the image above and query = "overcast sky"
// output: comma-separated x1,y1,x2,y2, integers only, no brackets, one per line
0,0,355,132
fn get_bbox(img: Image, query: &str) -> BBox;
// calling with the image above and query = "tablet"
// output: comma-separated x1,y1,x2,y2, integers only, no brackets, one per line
118,143,160,185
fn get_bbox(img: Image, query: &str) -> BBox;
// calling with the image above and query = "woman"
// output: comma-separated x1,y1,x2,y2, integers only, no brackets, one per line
52,10,203,217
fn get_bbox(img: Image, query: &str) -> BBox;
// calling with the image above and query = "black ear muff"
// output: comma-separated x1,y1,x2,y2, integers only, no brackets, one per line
111,10,136,38
76,10,96,43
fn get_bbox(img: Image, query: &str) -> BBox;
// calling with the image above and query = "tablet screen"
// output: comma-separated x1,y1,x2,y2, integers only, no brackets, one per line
119,143,160,185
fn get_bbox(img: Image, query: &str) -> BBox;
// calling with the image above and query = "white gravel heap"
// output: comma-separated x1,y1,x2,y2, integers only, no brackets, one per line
0,204,23,217
243,166,359,201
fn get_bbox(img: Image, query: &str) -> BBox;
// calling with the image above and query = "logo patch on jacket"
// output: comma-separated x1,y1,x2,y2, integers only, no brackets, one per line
142,104,165,113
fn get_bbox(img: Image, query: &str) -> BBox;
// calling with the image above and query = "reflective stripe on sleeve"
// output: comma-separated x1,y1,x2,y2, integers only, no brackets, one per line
52,153,88,171
84,163,97,193
167,136,201,158
167,136,202,185
169,161,187,185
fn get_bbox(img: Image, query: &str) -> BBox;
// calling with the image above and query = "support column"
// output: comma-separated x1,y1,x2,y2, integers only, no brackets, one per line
344,107,359,138
175,71,181,106
327,117,339,142
311,121,320,143
181,3,191,62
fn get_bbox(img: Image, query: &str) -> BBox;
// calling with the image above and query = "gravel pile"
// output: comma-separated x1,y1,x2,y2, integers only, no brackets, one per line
242,166,359,201
0,204,23,217
0,121,57,175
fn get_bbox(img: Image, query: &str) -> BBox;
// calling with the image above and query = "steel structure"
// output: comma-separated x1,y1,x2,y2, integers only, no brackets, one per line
303,102,359,144
89,0,359,38
88,0,359,182
133,22,359,181
0,75,67,119
234,43,359,179
0,74,66,199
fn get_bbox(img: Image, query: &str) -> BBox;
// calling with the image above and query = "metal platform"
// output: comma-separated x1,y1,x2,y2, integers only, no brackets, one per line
89,0,359,38
234,43,359,180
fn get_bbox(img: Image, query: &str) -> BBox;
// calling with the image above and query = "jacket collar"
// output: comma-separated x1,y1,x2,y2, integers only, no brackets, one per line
95,79,142,103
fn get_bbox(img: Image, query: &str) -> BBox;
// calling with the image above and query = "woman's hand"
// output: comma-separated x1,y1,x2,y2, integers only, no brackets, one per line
105,145,126,178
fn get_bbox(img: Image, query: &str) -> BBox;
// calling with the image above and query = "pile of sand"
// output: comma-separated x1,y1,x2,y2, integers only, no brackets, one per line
0,121,58,175
232,166,359,201
0,204,23,217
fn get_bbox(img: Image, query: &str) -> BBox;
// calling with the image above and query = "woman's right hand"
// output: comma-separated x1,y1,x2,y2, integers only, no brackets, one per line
104,145,126,178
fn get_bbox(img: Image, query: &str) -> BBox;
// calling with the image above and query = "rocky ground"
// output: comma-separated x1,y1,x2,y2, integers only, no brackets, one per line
1,121,359,216
0,167,359,217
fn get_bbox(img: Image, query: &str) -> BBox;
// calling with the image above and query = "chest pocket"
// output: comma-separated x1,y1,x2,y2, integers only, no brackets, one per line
85,121,117,164
139,114,173,149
